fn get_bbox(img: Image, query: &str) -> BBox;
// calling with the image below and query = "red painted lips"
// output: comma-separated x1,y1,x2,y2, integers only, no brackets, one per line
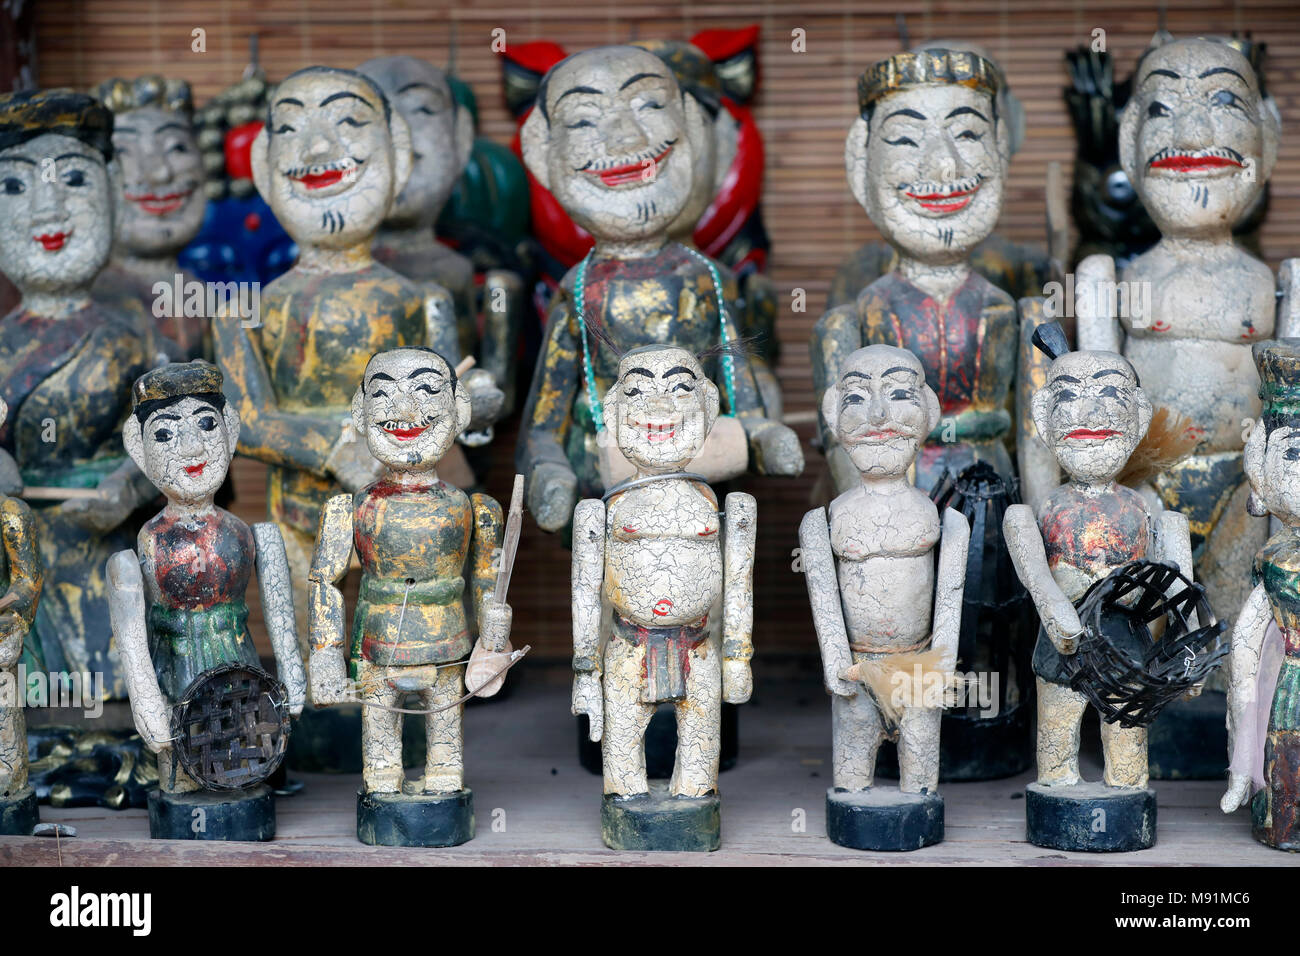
184,462,206,477
590,146,673,187
125,189,192,215
1149,155,1243,171
294,169,346,190
652,599,674,617
33,232,69,251
1065,428,1122,440
904,186,978,213
384,424,429,441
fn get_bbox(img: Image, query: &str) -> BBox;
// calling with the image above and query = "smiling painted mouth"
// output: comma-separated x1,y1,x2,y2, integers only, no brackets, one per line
903,177,983,214
1065,428,1122,441
652,599,673,617
635,420,679,443
125,188,194,216
33,230,71,251
381,421,430,441
1147,147,1245,173
184,462,207,477
585,144,674,188
847,427,913,445
286,159,363,191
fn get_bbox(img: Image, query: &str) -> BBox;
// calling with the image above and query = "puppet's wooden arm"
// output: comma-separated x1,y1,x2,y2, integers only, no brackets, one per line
571,498,605,741
1004,503,1083,654
1222,583,1272,812
798,507,855,697
930,508,971,673
254,522,306,715
722,491,757,704
307,494,354,705
1074,253,1123,353
106,550,170,752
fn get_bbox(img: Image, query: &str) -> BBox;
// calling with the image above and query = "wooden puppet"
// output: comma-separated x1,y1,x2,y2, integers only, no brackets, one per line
361,55,525,421
516,45,802,534
1074,35,1298,777
799,345,968,850
1004,327,1199,851
213,66,503,655
1221,341,1300,850
571,344,755,851
92,75,210,361
0,89,159,700
812,48,1052,510
827,41,1051,308
308,347,514,847
0,394,42,835
106,361,305,841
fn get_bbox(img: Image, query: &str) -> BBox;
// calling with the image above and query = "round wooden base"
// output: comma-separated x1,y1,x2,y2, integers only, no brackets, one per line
1025,782,1156,852
1251,789,1300,852
0,786,39,836
357,788,474,847
147,785,275,841
825,787,944,851
1147,691,1228,780
601,782,721,852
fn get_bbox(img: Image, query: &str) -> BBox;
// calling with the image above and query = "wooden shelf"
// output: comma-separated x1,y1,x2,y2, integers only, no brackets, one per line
1,666,1284,866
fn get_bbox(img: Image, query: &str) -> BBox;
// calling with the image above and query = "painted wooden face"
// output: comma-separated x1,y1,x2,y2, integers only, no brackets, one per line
138,396,236,504
1247,423,1300,524
604,346,718,473
859,84,1004,261
357,349,468,469
1035,352,1151,483
261,70,402,249
0,133,113,293
825,345,938,479
530,47,697,242
1122,40,1270,236
111,106,205,257
361,57,465,230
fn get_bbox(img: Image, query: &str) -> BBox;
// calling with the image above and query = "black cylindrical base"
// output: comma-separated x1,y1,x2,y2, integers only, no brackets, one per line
825,788,943,851
357,788,474,847
578,703,739,777
1025,782,1156,852
1147,691,1228,780
876,703,1033,782
0,786,39,835
147,785,275,841
601,782,720,852
1251,788,1300,852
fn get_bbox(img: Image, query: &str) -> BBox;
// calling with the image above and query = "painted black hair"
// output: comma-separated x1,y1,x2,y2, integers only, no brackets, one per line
360,346,458,395
134,391,226,426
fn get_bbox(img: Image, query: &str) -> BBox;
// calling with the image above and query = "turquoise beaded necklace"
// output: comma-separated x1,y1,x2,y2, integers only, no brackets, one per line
574,242,736,433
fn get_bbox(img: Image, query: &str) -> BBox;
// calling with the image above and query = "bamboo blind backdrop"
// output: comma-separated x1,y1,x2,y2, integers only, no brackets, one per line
31,0,1300,658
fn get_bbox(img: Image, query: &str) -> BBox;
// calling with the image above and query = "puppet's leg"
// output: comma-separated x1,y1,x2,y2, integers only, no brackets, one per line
420,663,465,794
0,668,25,795
898,703,943,793
601,636,655,797
358,660,404,794
831,685,886,791
1100,717,1149,789
671,638,722,798
1037,677,1088,787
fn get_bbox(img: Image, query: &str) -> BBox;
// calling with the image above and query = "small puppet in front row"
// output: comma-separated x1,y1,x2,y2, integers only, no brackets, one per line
571,344,756,852
1222,341,1300,851
308,347,514,848
106,361,305,842
1003,325,1217,852
799,345,969,851
0,396,42,835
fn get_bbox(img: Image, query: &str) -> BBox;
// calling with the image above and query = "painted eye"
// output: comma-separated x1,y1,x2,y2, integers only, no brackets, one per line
889,389,914,401
153,428,174,442
1211,89,1245,111
1284,447,1300,462
842,394,864,405
623,387,642,397
1100,385,1122,399
884,136,918,147
671,383,694,394
168,142,190,154
371,389,388,399
416,106,436,116
198,416,217,432
273,124,296,134
639,101,664,111
338,117,370,128
1147,100,1170,118
1,177,23,195
956,130,983,142
61,169,86,187
416,383,440,396
1056,389,1078,402
566,120,595,130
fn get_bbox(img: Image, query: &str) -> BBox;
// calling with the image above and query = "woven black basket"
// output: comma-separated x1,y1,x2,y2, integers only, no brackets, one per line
1062,560,1227,729
171,663,290,791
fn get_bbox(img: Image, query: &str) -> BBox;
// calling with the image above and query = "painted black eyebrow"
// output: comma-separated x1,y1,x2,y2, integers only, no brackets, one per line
624,367,656,380
1052,374,1083,385
149,413,182,423
1200,66,1248,83
156,122,187,134
620,72,667,91
54,153,92,163
662,365,698,379
0,156,36,165
841,371,872,382
405,366,444,379
1142,68,1181,84
946,106,988,122
397,82,438,94
555,85,603,108
320,91,375,110
274,97,305,108
881,366,919,378
1092,369,1129,379
885,108,927,121
114,126,139,135
189,404,219,415
367,372,397,384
